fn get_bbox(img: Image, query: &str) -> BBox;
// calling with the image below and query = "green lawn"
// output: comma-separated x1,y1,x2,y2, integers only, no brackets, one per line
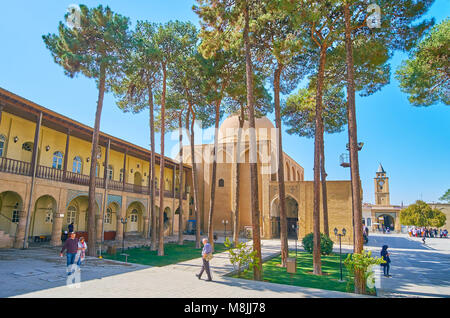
230,251,372,294
103,241,228,267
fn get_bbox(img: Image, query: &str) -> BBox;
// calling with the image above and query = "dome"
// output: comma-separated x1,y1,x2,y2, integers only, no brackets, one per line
218,115,275,143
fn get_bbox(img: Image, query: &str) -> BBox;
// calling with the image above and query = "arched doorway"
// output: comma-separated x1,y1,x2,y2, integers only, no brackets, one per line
379,214,395,231
65,196,99,235
126,201,145,235
270,195,299,239
30,195,57,240
0,191,23,237
103,202,118,240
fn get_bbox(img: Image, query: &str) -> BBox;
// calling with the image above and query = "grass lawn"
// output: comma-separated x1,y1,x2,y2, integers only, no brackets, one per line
103,241,228,267
230,251,374,294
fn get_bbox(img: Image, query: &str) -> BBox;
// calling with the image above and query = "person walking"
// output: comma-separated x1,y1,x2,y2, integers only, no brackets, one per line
60,232,79,276
380,245,392,277
75,236,87,267
196,238,213,281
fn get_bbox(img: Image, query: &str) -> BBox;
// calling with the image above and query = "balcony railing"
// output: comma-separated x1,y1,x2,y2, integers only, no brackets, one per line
0,157,31,176
0,157,186,199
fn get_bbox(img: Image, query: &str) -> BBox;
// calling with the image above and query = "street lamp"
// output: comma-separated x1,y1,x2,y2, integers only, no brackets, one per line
292,222,298,258
120,217,128,253
334,227,347,282
222,219,229,240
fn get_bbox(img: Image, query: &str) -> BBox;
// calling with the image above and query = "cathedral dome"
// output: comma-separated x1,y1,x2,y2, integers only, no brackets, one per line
218,115,275,143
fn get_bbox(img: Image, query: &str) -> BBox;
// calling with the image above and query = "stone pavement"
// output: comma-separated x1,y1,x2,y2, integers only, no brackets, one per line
4,239,365,298
5,234,447,298
363,233,450,298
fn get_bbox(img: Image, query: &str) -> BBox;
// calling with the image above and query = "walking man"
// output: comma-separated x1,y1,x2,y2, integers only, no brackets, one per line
60,232,79,276
196,238,213,281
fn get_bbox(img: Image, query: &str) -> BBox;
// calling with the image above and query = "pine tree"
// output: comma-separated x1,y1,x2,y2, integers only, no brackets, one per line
43,5,131,256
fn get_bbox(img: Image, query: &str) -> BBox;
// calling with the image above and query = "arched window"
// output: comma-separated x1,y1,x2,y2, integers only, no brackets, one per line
104,207,112,224
130,209,138,223
67,206,77,225
107,165,114,180
52,151,63,170
218,179,225,187
22,142,33,152
0,134,6,157
119,169,124,182
72,156,83,174
12,203,20,223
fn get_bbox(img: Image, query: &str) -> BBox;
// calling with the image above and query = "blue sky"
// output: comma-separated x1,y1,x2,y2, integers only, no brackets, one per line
0,1,449,205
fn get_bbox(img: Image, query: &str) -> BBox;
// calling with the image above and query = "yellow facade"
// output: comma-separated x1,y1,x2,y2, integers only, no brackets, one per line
0,88,190,248
184,115,354,244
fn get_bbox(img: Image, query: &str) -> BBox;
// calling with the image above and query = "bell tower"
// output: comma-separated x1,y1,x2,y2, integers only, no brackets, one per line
374,163,390,206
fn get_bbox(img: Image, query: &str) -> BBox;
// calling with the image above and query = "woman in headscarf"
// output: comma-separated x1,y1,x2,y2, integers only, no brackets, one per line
76,236,87,267
380,245,391,277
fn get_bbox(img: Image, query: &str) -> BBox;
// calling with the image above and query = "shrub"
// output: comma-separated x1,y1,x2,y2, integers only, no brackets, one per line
302,233,334,255
224,237,260,277
344,250,385,294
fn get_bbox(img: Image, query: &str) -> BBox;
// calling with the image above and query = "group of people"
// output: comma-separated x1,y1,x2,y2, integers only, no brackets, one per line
60,232,87,276
60,233,214,283
408,227,448,238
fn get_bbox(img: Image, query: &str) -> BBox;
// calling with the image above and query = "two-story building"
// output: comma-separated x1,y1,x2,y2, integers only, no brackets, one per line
0,87,191,248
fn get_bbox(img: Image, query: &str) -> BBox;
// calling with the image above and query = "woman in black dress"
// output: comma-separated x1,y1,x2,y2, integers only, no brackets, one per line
381,245,391,277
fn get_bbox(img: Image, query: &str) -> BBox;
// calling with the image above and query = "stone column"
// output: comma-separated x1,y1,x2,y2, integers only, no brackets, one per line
14,209,29,248
50,212,64,246
116,214,124,242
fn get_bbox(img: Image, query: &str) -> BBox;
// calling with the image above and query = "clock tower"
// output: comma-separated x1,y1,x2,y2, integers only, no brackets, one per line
374,164,390,206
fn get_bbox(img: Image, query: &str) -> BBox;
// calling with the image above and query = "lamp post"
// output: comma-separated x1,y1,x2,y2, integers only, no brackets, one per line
292,222,298,258
334,227,347,282
120,217,128,253
222,219,229,240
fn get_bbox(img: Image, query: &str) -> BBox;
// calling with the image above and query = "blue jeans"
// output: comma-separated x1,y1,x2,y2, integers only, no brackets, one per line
66,253,77,275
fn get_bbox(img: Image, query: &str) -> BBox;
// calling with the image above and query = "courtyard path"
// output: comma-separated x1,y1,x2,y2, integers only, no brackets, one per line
4,239,364,298
4,234,447,298
363,233,450,298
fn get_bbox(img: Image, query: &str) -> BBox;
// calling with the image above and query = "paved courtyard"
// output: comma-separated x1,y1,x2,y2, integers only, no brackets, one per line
1,234,448,298
363,233,450,298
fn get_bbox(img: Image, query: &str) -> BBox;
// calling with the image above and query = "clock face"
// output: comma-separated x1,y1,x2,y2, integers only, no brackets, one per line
378,180,384,189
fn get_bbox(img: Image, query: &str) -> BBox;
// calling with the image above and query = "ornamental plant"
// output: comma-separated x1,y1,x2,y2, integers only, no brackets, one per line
302,233,333,255
224,237,260,278
344,250,385,294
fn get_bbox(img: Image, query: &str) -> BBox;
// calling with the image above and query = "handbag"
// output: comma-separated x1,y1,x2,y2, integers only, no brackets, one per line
205,253,213,261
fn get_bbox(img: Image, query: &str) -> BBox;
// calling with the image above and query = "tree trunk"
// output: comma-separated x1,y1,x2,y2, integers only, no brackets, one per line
207,101,221,251
149,86,157,251
158,66,167,256
87,64,106,257
313,47,327,275
178,111,184,245
274,65,289,267
244,4,262,281
187,105,202,249
321,137,329,237
233,106,245,247
344,1,365,294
